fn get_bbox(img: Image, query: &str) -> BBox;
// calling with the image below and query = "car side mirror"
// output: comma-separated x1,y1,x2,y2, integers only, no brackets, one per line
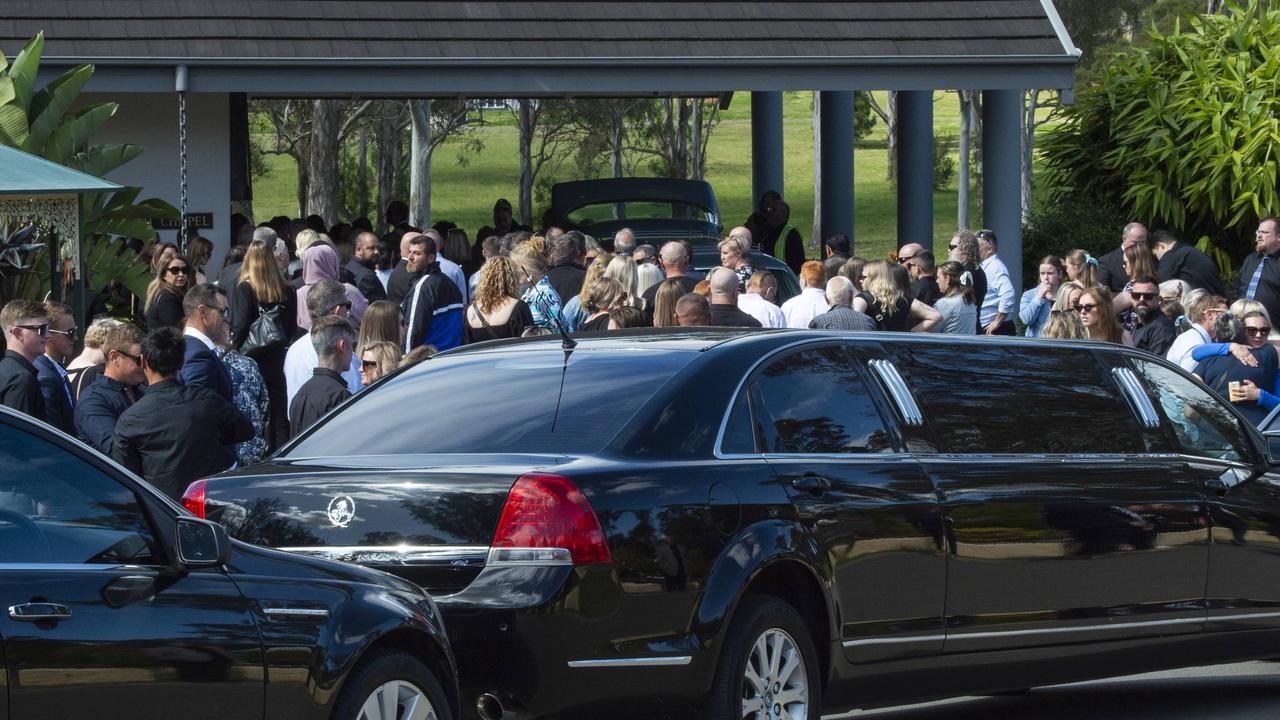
175,517,231,568
1264,431,1280,468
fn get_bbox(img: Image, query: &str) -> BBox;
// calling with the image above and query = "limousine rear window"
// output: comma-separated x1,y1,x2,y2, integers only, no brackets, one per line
286,350,696,457
887,345,1145,455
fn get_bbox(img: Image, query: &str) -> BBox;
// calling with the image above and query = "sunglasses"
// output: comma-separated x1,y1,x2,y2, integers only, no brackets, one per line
334,301,353,312
897,255,914,264
47,326,77,337
1074,303,1099,313
14,323,48,336
116,350,141,364
1130,292,1158,301
361,359,379,369
1245,326,1272,337
165,266,190,275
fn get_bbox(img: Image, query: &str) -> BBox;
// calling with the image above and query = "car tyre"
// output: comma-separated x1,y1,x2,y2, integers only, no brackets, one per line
701,594,821,720
332,648,452,720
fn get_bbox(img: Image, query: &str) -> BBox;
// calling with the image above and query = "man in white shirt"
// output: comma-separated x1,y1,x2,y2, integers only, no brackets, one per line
738,270,786,328
285,280,362,405
976,229,1016,335
1166,293,1229,372
780,261,829,328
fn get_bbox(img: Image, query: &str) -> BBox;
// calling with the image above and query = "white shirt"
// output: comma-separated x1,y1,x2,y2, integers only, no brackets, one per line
285,333,363,407
781,287,830,329
439,256,467,304
1166,324,1211,373
183,326,218,351
979,255,1015,326
738,292,786,328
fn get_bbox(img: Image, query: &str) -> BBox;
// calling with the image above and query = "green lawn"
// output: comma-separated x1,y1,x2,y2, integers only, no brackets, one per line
253,91,1045,261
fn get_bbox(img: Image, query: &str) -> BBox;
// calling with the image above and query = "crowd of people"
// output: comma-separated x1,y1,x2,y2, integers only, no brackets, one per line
2,199,1278,498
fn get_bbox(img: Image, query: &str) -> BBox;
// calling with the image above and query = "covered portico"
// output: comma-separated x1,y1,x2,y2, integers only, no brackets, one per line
8,0,1078,294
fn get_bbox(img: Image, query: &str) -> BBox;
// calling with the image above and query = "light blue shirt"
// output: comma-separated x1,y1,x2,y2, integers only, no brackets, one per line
1019,288,1052,337
979,255,1015,326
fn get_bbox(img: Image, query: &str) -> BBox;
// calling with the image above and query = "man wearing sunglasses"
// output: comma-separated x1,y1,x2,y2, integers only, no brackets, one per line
33,301,77,434
178,283,235,402
1127,276,1175,357
74,323,146,456
0,299,47,419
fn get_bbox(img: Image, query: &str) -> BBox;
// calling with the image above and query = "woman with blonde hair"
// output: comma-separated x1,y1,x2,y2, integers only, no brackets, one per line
636,261,664,297
358,340,403,386
854,260,937,331
358,300,403,350
605,254,644,309
463,256,533,343
577,277,626,333
1076,286,1132,345
1052,281,1086,313
145,252,192,330
719,238,756,291
511,243,563,330
231,239,297,449
652,278,686,328
142,242,179,320
1064,249,1100,289
1041,309,1089,340
562,252,614,331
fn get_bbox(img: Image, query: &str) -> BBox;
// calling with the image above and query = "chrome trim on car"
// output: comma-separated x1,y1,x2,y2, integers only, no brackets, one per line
841,634,945,648
867,359,924,426
279,545,489,566
1112,367,1161,428
262,607,330,620
566,656,693,668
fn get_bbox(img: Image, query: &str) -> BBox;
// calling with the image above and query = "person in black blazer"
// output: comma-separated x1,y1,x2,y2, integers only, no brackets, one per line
176,283,235,402
346,231,388,303
145,254,192,330
1098,222,1148,293
33,301,78,435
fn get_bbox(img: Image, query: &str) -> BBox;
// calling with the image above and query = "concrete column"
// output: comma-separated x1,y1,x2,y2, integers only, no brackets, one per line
819,91,854,249
896,90,933,252
983,89,1023,298
751,92,784,209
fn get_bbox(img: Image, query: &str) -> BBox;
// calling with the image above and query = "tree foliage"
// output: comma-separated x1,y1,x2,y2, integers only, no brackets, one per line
1040,0,1280,260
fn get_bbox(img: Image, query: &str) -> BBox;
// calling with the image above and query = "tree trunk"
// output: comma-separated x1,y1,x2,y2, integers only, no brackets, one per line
409,99,432,229
690,100,704,181
358,125,369,221
375,109,399,232
306,99,340,226
969,93,984,216
958,90,971,230
1020,91,1038,225
886,91,899,181
518,100,535,226
677,99,690,179
812,92,822,244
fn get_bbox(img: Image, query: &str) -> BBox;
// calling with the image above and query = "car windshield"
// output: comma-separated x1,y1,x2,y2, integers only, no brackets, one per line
567,200,714,226
286,349,697,457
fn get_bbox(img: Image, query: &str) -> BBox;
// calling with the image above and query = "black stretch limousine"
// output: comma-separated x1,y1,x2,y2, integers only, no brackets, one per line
188,330,1280,720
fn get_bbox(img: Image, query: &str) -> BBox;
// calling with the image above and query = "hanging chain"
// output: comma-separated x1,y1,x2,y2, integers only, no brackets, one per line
178,89,189,253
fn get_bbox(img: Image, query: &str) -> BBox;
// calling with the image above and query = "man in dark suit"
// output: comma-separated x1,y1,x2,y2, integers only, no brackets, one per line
177,283,234,402
346,231,387,303
1097,222,1147,293
1152,229,1226,295
33,301,77,434
0,299,47,420
1238,216,1280,328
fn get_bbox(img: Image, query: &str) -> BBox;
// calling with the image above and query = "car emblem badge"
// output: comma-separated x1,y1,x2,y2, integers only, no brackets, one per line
327,496,356,527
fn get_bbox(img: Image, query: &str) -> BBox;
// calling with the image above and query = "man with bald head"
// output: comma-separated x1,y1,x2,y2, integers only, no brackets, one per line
1098,222,1148,292
675,293,712,327
642,241,700,314
386,230,419,306
707,267,762,328
346,231,387,303
897,242,925,266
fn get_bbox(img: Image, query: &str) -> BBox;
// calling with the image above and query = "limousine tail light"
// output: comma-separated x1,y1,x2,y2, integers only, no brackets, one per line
181,479,208,519
489,473,612,566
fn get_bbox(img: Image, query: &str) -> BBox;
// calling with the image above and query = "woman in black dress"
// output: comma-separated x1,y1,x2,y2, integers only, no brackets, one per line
144,253,191,330
231,239,297,449
463,256,533,343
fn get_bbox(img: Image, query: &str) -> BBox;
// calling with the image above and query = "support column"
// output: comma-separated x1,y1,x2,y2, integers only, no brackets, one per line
983,89,1023,298
751,92,784,209
896,90,933,252
819,91,854,249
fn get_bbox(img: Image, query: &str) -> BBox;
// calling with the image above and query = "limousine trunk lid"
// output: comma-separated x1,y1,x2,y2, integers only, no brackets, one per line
203,454,566,594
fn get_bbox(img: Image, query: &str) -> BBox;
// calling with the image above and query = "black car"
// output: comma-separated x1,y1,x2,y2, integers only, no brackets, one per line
0,405,458,720
191,330,1280,719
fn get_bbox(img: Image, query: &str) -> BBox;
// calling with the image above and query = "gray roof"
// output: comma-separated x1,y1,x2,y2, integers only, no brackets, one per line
6,1,1078,95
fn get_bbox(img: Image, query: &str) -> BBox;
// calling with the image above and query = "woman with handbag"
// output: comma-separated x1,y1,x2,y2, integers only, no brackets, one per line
232,239,297,450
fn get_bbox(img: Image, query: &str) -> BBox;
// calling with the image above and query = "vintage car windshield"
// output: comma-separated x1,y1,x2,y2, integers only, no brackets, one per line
567,200,715,226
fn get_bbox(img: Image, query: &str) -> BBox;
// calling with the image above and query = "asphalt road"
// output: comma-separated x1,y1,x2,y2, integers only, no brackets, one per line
826,662,1280,720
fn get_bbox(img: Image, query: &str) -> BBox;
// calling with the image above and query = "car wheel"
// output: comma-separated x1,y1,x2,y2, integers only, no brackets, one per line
702,594,821,720
332,648,452,720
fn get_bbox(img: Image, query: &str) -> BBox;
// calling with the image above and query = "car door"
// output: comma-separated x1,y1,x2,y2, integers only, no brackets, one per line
0,416,263,720
887,342,1210,654
746,342,946,663
1127,357,1280,632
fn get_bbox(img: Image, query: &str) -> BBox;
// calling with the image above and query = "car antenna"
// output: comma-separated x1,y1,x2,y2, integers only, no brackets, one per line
554,315,577,351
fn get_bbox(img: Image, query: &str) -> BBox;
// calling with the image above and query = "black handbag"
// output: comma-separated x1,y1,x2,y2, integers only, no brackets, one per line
240,303,287,356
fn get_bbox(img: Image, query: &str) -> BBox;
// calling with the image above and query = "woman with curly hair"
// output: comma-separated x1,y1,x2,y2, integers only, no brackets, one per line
948,231,987,328
464,256,533,343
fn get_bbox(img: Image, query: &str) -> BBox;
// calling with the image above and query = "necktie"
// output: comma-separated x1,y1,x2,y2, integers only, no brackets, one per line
1247,257,1267,300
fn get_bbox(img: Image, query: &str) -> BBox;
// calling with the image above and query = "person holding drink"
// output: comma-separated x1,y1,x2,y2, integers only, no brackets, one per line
1192,311,1279,425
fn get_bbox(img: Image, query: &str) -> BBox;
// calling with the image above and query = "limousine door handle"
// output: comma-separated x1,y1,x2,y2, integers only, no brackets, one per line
1202,476,1231,496
8,602,72,622
791,475,832,494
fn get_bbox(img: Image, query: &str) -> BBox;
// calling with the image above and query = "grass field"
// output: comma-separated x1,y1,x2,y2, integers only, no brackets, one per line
253,91,1038,261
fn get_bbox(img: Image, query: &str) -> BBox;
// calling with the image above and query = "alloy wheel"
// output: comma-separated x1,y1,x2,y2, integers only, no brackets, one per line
740,628,808,720
357,679,438,720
